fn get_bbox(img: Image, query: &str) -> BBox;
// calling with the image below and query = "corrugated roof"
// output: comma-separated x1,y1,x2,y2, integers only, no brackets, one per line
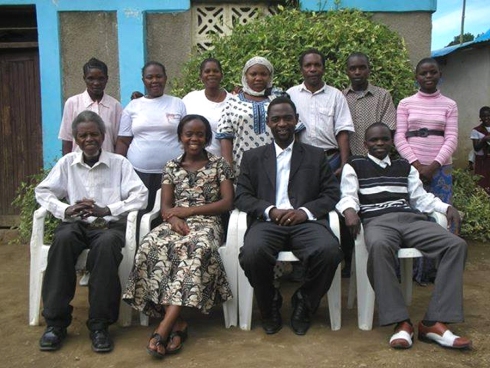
432,28,490,58
474,29,490,43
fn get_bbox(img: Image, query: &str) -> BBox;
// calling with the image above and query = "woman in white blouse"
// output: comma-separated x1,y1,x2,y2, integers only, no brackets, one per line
116,61,186,213
182,58,231,157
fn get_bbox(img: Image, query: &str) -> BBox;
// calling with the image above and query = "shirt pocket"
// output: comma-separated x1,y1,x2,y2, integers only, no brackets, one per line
318,106,334,117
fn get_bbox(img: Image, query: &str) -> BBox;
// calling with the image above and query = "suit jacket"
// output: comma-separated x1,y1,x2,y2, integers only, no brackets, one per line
235,141,340,226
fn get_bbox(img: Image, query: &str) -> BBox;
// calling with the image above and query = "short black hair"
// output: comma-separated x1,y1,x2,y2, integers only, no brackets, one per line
480,106,490,117
72,110,106,138
346,52,370,67
364,122,391,140
267,96,297,116
298,48,325,68
83,58,108,76
142,61,166,77
199,58,223,75
415,57,439,73
177,114,213,146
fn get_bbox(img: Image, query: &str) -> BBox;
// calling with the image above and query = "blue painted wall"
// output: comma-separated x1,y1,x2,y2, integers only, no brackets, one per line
1,0,434,167
300,0,436,12
0,0,190,166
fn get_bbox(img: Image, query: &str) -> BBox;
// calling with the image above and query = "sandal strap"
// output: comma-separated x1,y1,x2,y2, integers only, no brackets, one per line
150,332,166,346
169,330,187,341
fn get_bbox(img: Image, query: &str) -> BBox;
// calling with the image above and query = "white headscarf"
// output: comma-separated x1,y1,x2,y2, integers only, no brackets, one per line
241,56,274,97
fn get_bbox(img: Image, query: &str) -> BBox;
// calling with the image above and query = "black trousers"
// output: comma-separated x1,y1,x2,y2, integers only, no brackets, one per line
41,220,125,331
239,220,343,314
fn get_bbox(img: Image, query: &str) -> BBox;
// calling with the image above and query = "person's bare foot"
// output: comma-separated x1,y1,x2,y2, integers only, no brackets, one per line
166,319,188,354
147,323,171,359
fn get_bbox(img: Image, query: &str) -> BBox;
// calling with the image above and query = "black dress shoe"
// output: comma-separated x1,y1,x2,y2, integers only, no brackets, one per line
291,290,311,335
261,290,283,334
39,326,67,351
90,329,114,353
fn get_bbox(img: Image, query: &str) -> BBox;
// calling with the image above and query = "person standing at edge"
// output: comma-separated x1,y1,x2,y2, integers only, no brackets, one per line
470,106,490,193
287,48,354,176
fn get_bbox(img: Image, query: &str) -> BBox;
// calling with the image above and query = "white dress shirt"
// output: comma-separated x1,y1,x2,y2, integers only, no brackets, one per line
287,82,354,150
336,154,449,215
35,150,148,222
264,141,315,220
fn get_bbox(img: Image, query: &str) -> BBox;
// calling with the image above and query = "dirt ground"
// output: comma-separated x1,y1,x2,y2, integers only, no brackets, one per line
0,232,489,368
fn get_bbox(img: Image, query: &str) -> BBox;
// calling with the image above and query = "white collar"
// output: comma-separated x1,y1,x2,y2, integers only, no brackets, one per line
367,153,391,167
274,140,295,157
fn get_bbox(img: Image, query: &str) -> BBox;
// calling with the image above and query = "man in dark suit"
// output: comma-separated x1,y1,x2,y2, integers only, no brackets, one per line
236,96,342,335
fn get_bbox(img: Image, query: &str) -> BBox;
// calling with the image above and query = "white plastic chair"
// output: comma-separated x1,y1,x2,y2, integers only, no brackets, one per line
234,211,343,331
29,208,138,327
347,212,448,330
138,189,238,328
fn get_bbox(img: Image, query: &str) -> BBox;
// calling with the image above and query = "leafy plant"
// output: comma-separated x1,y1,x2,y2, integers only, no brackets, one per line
11,169,60,244
452,168,490,241
170,7,415,105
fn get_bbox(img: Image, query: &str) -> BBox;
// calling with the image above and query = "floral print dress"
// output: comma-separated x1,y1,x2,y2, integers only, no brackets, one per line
123,153,234,316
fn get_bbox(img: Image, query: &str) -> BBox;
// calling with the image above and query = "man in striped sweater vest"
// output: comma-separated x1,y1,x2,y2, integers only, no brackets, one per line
336,122,471,350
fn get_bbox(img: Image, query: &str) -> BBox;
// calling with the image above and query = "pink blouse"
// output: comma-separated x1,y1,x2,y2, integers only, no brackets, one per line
395,90,458,166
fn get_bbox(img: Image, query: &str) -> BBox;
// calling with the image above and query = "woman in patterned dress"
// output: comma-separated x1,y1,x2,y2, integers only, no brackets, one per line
217,56,283,176
123,114,234,359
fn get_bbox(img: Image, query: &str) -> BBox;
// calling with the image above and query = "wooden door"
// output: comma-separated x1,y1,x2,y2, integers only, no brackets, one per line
0,49,43,226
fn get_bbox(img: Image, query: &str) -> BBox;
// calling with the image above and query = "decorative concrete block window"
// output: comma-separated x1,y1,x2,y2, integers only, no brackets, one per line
192,1,291,51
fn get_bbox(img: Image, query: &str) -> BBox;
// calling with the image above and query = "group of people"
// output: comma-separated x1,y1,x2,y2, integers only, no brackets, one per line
34,50,473,358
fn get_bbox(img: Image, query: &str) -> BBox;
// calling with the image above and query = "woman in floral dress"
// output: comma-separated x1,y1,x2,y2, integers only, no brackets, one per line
123,114,234,359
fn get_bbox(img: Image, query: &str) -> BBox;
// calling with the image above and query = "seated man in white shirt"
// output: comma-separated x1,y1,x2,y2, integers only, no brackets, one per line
35,110,148,353
336,122,471,350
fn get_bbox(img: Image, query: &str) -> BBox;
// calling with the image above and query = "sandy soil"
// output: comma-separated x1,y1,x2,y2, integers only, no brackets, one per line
0,234,488,368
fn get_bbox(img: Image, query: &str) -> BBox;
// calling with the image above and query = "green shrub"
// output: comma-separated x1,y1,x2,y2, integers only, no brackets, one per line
171,7,415,105
452,169,490,242
11,169,60,245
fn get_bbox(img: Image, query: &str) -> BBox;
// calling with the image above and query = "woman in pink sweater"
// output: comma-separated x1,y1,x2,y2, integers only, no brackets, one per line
394,58,458,285
395,57,458,203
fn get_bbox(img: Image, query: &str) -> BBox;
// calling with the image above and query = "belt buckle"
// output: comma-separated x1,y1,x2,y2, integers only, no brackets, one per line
418,128,429,137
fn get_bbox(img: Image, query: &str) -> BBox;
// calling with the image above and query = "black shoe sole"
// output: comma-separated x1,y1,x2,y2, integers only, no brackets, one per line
39,344,62,351
291,325,309,335
263,324,283,335
92,345,114,353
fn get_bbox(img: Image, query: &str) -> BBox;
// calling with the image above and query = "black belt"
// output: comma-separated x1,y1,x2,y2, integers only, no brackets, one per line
405,128,444,138
324,148,339,156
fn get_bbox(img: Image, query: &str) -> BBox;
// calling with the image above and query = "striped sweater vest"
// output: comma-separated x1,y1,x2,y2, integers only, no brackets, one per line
349,156,417,219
